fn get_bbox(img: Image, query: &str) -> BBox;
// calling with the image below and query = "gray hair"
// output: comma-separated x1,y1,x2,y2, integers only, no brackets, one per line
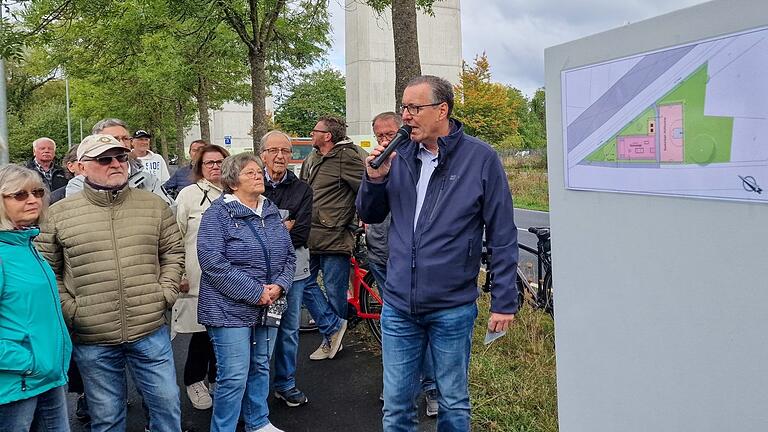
405,75,454,116
220,153,265,194
0,165,49,230
92,118,129,134
32,137,56,149
371,112,403,129
259,130,292,153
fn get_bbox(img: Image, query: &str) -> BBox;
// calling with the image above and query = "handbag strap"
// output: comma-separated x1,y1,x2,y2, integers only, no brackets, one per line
244,218,272,283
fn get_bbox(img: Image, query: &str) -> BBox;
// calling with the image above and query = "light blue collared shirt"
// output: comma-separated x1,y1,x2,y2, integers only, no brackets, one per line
413,145,439,231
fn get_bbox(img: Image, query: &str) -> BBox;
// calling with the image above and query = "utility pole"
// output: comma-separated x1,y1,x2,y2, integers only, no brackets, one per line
0,1,9,165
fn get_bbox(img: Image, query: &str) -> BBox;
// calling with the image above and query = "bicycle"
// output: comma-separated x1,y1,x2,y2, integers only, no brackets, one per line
482,226,553,317
345,226,384,345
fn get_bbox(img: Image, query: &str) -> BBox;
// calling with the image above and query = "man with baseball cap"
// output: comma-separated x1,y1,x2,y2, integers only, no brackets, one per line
132,129,170,183
38,134,185,432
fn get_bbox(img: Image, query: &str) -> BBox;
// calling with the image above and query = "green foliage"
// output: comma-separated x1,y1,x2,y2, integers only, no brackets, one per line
274,69,345,136
453,54,548,152
363,0,438,15
7,79,69,163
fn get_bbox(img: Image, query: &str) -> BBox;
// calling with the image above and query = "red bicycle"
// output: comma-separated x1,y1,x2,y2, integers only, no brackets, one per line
346,226,383,345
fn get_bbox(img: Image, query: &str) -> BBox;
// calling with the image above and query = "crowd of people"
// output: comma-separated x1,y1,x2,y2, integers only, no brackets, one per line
0,75,519,432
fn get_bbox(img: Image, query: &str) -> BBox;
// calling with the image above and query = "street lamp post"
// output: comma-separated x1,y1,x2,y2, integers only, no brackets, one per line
0,1,9,165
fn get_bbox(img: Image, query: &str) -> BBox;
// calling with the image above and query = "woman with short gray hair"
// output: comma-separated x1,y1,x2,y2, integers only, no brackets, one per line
197,152,295,432
0,165,72,431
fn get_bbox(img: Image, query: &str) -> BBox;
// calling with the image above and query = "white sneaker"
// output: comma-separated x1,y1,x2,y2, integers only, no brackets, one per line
254,423,284,432
186,381,212,410
309,340,344,360
328,320,347,359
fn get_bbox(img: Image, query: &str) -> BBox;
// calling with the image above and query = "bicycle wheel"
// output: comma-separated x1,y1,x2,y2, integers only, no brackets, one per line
515,269,527,310
542,270,554,318
360,272,383,346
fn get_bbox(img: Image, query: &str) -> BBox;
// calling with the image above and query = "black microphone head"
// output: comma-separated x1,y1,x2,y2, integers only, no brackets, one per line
399,125,413,137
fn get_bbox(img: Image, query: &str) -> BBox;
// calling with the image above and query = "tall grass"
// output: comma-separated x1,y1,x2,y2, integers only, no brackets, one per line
470,292,558,432
502,155,549,211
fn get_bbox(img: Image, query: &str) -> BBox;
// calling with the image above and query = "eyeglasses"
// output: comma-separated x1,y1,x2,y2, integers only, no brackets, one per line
239,170,263,179
202,159,224,168
82,153,130,165
310,129,330,135
375,132,397,144
3,188,45,201
263,148,292,156
399,102,443,116
113,136,133,143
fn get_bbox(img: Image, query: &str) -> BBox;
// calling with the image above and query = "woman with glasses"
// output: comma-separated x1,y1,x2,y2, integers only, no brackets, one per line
172,144,230,410
0,165,72,431
197,153,295,432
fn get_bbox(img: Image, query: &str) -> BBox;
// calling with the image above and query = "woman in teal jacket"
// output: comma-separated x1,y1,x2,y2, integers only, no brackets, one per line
0,165,72,431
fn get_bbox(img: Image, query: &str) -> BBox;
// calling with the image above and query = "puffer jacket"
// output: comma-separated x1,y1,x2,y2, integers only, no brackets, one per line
197,195,296,327
37,183,184,345
299,139,365,255
0,228,72,404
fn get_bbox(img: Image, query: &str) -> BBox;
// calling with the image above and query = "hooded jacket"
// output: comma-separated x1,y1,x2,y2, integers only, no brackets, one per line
197,195,296,327
356,119,520,315
0,228,72,404
300,139,365,255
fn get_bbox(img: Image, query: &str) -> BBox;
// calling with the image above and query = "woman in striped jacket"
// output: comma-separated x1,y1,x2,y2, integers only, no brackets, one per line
197,153,296,432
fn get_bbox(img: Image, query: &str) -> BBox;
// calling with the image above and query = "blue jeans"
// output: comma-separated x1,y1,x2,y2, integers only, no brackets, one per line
302,254,349,338
208,326,278,432
368,261,436,394
0,385,69,432
73,325,181,432
381,302,478,432
273,276,310,392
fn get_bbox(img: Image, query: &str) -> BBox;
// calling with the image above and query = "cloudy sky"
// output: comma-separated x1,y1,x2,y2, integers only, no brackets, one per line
326,0,708,96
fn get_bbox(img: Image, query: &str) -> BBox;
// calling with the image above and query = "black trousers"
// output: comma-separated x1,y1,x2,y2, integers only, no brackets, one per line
183,331,217,386
67,357,85,394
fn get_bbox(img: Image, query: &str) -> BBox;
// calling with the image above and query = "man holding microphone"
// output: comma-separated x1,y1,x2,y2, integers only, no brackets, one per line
356,75,520,431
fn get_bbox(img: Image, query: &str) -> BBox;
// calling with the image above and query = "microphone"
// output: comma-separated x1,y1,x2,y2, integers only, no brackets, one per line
369,125,412,169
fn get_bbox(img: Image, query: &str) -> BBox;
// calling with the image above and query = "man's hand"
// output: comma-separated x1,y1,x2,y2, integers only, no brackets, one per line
283,219,295,231
488,312,515,332
178,278,190,294
365,143,396,183
264,284,283,302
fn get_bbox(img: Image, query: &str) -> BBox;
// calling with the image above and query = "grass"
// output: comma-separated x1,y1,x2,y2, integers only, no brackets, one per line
469,293,558,432
502,155,550,212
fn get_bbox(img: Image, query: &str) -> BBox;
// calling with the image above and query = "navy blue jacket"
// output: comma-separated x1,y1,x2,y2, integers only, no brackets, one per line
197,195,296,327
163,165,194,196
356,120,519,315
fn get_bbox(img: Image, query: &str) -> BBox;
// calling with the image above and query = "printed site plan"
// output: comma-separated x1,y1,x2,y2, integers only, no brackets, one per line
562,26,768,203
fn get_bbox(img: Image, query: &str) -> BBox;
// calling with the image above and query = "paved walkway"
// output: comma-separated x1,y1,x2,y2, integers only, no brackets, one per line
67,324,437,431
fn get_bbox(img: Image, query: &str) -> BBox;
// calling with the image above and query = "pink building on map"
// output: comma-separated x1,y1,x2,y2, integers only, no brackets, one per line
660,104,684,162
618,136,656,160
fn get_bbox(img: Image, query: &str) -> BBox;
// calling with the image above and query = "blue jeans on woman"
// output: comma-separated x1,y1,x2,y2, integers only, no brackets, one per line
0,385,69,432
381,301,478,432
208,325,278,432
73,325,181,432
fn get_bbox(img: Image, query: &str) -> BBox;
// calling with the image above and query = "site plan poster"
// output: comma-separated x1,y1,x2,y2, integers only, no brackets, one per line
562,26,768,203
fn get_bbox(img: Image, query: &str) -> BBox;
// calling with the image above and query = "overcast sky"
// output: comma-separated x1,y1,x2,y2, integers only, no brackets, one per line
326,0,708,96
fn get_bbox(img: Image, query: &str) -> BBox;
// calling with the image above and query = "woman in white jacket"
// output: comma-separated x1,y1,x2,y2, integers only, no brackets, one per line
173,144,230,410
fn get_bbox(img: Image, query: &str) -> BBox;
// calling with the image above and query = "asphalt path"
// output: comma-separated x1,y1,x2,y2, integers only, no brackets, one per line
65,207,547,432
66,326,437,432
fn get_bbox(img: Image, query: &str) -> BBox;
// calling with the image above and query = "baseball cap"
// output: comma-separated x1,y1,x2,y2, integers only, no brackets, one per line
77,134,129,160
133,129,152,139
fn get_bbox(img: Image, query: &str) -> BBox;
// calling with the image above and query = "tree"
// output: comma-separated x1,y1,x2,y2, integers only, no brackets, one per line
364,0,437,108
519,88,547,150
209,0,330,149
453,53,524,149
274,68,345,136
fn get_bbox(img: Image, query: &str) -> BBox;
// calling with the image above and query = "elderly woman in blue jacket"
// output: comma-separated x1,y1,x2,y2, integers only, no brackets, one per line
0,165,72,431
197,152,295,432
